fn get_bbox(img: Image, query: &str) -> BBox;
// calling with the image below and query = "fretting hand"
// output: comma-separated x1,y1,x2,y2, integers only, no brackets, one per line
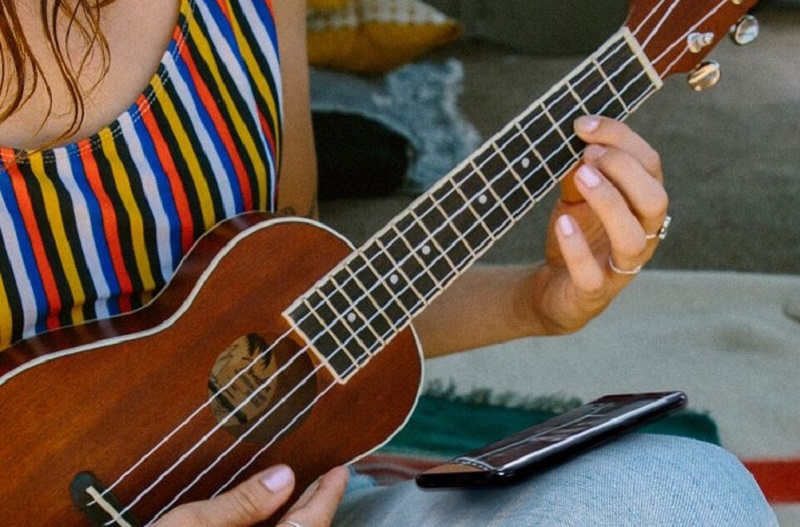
528,115,669,334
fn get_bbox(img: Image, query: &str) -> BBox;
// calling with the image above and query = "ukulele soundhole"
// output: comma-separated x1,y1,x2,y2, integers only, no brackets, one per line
208,332,317,444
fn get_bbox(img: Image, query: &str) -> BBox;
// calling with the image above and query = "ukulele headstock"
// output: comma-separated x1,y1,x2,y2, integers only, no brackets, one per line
626,0,761,88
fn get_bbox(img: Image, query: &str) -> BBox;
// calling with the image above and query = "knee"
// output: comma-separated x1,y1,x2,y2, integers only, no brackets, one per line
584,434,777,526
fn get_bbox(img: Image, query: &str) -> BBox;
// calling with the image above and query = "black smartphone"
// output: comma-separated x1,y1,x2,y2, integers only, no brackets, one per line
415,391,687,489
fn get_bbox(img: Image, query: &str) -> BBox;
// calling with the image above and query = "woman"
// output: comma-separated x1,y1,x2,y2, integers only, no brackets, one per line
0,1,775,525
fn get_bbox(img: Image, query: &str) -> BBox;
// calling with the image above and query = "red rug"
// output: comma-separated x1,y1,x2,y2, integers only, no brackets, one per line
743,458,800,504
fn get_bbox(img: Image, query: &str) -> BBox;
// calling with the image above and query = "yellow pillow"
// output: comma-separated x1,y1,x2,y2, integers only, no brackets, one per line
307,0,462,74
307,0,349,10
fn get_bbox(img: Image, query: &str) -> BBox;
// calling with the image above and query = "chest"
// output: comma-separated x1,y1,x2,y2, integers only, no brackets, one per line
0,0,180,150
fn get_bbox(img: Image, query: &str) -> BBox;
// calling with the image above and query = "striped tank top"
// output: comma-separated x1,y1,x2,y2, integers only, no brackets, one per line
0,0,282,350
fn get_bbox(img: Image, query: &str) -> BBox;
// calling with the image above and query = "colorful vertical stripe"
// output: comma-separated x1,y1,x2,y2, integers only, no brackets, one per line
0,0,282,349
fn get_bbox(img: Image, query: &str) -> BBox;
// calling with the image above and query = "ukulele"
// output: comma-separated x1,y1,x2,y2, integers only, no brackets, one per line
0,1,761,524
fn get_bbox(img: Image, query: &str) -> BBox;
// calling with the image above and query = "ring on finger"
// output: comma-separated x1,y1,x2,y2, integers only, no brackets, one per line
645,214,672,241
608,256,642,275
280,521,307,527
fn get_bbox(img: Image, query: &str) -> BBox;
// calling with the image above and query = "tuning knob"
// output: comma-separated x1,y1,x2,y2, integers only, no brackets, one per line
731,14,759,45
688,61,721,91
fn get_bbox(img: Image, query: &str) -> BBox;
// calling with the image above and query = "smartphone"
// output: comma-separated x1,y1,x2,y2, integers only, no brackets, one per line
415,391,687,489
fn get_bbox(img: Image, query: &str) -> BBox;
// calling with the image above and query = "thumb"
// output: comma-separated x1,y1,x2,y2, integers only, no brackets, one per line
154,465,296,527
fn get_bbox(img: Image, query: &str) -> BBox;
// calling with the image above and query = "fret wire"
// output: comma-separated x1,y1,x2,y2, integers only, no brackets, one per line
470,161,514,240
301,297,362,369
304,78,660,378
407,209,459,274
467,159,516,232
329,273,387,350
297,47,636,336
374,236,427,313
432,181,488,254
309,288,374,364
539,103,580,159
389,224,443,295
286,31,662,379
445,177,497,247
292,57,663,387
488,141,536,202
565,80,592,115
340,260,400,335
514,123,558,186
426,180,484,258
306,42,642,326
368,240,426,317
454,165,514,237
592,59,631,114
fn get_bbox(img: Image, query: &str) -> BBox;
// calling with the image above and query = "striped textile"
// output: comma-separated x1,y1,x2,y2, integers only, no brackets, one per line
0,0,282,349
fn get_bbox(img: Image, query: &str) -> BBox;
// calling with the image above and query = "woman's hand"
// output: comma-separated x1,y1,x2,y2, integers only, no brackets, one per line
529,115,669,334
152,465,349,527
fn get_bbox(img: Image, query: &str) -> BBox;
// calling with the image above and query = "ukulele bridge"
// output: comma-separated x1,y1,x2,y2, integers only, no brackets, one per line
70,472,141,527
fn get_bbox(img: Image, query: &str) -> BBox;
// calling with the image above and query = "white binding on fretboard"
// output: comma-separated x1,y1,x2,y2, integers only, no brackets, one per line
286,27,663,384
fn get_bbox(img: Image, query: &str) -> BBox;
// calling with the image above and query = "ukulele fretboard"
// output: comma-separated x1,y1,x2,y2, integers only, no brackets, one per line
286,27,663,382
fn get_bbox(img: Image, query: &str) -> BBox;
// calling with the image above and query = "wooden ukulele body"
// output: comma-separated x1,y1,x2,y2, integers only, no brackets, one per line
0,213,423,525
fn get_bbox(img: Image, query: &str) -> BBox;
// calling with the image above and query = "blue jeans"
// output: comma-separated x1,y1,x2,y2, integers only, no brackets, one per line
333,435,777,526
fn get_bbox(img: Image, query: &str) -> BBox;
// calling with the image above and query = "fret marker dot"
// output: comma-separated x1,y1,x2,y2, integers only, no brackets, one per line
478,194,488,205
347,313,357,323
390,274,400,285
421,245,432,256
521,157,531,169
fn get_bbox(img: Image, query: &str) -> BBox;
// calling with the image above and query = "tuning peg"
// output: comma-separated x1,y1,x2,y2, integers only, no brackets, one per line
731,15,759,45
688,61,721,92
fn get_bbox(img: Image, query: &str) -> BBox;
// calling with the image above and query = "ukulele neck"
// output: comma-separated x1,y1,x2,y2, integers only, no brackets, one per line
286,27,664,383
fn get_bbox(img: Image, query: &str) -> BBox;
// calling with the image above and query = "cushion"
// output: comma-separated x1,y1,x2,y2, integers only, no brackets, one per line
307,0,348,10
307,0,462,74
310,60,481,194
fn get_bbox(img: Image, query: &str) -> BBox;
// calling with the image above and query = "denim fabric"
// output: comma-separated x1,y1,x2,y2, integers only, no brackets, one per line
334,434,777,526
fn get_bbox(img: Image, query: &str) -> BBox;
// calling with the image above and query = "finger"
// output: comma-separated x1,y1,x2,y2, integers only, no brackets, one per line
157,465,296,527
573,164,649,271
282,466,349,527
554,214,606,294
559,165,585,204
574,116,663,181
582,145,669,237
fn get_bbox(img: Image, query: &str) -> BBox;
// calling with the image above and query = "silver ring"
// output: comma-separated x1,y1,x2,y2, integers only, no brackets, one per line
608,256,642,275
646,214,672,240
280,521,306,527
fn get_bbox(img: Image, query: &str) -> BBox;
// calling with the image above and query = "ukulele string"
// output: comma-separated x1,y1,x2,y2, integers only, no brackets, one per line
104,33,657,521
194,0,721,507
169,51,668,509
648,0,730,76
135,355,334,524
192,10,723,507
280,45,658,337
300,0,720,333
99,327,299,498
102,33,641,510
107,7,710,518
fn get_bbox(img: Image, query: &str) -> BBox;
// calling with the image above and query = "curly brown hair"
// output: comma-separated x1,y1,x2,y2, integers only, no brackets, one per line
0,0,116,148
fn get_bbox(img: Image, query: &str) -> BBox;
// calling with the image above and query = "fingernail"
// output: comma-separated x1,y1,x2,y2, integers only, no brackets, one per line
583,144,606,162
557,215,575,236
261,465,294,493
577,165,602,188
575,116,600,134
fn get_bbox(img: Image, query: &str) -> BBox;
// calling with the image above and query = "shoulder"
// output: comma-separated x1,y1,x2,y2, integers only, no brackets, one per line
273,2,308,48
